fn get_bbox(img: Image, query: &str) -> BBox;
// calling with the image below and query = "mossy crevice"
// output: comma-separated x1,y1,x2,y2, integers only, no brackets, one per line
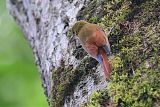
72,45,87,60
51,57,98,107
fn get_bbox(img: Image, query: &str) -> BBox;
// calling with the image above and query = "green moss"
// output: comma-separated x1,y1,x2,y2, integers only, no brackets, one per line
85,0,160,107
77,0,116,25
107,62,160,107
89,17,100,24
50,57,98,107
84,90,110,107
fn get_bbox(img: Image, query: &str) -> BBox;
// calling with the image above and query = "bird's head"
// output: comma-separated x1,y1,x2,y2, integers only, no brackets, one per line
72,20,88,36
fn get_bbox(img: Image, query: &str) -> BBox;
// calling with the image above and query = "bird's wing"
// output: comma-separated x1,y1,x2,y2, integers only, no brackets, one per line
94,28,107,47
83,42,98,59
95,28,112,55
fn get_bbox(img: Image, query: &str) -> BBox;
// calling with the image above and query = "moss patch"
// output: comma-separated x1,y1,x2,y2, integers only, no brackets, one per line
50,57,98,107
84,0,160,107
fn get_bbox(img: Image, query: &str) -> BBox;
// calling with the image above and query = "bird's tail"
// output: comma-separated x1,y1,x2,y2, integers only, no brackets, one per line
100,48,111,79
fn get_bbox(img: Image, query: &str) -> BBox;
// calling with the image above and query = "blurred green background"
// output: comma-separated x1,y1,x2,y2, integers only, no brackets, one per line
0,0,48,107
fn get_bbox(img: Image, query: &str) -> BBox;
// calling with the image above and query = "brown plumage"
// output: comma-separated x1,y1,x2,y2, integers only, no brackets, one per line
72,21,112,79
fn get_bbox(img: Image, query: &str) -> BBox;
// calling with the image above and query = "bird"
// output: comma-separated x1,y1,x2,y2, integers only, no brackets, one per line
72,20,112,79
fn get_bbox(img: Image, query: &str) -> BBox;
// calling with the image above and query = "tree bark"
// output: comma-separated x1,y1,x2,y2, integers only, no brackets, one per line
7,0,107,106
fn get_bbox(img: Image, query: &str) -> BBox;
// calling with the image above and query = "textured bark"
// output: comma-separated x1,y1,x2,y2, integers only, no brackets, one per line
7,0,107,106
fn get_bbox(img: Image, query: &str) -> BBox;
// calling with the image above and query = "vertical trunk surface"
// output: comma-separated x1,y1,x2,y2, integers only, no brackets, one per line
7,0,107,106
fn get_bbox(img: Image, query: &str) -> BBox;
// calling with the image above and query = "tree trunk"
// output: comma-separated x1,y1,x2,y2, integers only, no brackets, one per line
7,0,107,106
